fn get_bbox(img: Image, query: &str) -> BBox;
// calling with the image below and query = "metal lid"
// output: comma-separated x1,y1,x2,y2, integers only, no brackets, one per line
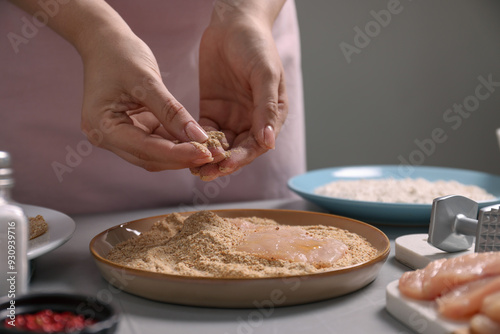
0,151,14,187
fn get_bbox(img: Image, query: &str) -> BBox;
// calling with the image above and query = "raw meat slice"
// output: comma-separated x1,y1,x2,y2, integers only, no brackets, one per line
469,314,500,334
436,276,500,320
480,291,500,323
399,252,500,300
234,221,348,268
398,258,446,300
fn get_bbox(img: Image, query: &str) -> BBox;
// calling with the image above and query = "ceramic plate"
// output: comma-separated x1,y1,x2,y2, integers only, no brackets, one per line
288,165,500,225
90,209,390,308
22,204,76,260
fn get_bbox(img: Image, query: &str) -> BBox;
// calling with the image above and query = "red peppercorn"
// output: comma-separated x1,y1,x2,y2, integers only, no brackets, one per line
3,309,96,333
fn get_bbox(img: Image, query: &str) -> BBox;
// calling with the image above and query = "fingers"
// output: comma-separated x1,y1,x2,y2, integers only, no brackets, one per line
110,77,214,170
193,59,287,181
197,120,234,163
84,119,213,171
251,64,288,151
82,79,214,170
192,131,265,181
140,78,209,144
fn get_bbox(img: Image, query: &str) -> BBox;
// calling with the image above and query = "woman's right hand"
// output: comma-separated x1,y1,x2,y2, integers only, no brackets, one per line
80,32,217,171
10,0,215,171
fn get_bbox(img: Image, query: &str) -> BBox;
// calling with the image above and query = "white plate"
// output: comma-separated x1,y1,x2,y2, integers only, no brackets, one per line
21,204,76,260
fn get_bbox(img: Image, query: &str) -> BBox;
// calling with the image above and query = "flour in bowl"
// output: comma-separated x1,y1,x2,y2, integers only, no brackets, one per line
314,178,496,204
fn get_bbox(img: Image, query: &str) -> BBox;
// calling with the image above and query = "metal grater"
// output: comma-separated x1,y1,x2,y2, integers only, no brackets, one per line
428,195,500,252
476,205,500,252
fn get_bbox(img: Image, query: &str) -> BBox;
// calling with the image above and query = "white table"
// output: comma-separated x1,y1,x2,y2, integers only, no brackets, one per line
29,199,426,334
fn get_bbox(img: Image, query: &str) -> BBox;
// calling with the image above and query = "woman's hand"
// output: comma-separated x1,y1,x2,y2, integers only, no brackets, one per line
10,0,213,172
80,33,214,171
193,0,288,181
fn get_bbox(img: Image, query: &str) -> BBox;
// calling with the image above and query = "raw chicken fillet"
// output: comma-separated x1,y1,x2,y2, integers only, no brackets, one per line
233,220,348,268
399,252,500,300
398,252,500,333
436,276,500,319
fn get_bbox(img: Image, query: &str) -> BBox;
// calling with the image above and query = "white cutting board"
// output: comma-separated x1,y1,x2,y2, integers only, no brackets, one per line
394,233,474,270
386,280,469,334
387,233,474,333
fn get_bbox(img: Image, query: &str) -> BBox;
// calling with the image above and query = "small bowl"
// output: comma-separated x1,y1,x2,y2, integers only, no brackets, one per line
0,293,119,333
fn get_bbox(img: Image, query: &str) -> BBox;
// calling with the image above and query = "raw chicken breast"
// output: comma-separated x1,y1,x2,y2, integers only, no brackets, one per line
233,220,348,268
480,291,500,323
436,276,500,320
467,292,500,334
398,258,446,300
469,314,500,334
399,252,500,300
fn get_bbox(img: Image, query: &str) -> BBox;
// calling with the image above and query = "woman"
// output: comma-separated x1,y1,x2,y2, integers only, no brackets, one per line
0,0,305,214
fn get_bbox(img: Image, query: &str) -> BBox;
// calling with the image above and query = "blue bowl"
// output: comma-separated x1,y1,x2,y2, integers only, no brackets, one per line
288,165,500,225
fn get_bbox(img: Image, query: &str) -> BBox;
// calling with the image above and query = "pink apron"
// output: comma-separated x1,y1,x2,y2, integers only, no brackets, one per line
0,0,305,214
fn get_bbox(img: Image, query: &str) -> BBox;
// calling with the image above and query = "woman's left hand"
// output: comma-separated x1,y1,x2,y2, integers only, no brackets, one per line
193,1,288,181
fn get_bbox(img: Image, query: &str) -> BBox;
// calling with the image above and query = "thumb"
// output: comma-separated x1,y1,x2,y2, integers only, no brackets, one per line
141,78,208,143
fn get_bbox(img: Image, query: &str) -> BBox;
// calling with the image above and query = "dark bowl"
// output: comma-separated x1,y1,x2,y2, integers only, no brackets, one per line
0,293,119,333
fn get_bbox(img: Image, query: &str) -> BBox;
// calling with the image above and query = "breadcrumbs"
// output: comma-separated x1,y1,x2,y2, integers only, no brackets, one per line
315,178,496,204
191,131,231,159
106,211,378,278
29,215,48,240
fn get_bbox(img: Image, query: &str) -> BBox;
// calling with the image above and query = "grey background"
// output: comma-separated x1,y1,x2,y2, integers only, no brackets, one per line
295,0,500,175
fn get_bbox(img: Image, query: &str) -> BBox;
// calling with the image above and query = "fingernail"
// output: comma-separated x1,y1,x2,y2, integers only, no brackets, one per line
186,122,209,142
263,125,275,150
